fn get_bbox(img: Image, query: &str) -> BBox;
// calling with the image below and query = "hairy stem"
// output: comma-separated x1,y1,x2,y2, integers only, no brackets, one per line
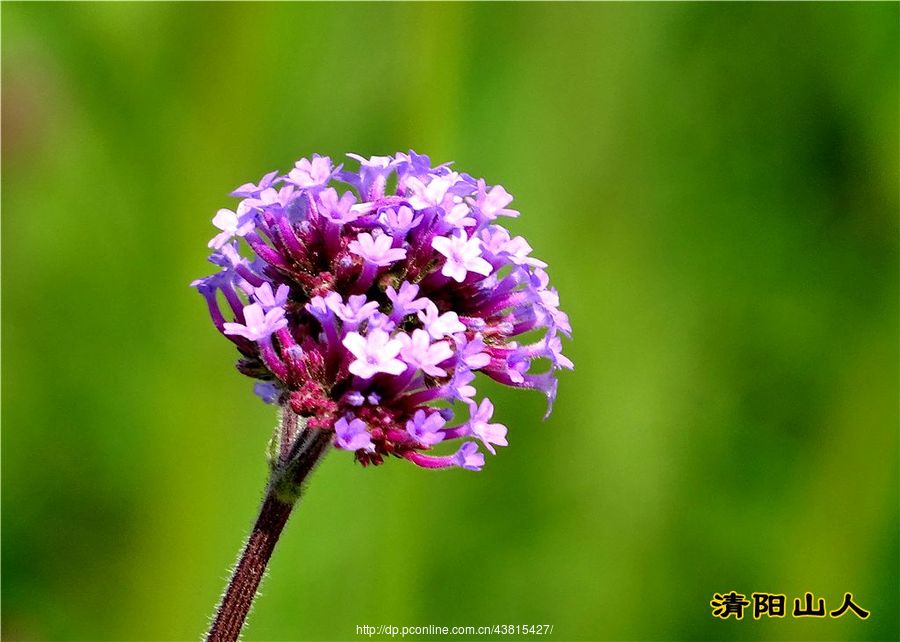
206,412,330,642
206,491,293,642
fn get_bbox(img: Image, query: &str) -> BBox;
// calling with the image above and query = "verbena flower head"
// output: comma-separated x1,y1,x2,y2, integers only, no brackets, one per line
192,152,572,471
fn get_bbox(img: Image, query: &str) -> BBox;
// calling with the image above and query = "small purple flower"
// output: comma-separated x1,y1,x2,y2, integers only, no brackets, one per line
406,174,456,209
223,303,287,342
450,367,477,400
444,200,477,228
418,301,466,339
254,382,281,404
480,226,547,269
253,282,289,311
345,153,395,195
432,230,492,282
344,391,365,406
379,205,422,237
458,335,491,370
399,329,453,377
334,417,375,452
405,409,446,446
244,185,297,211
366,311,396,333
386,282,429,321
394,150,437,179
467,398,508,455
286,155,334,189
348,232,407,266
209,241,244,269
347,153,393,171
319,187,358,224
306,292,340,322
343,329,406,379
547,334,575,371
505,235,548,268
453,442,485,471
209,207,256,250
230,170,280,198
470,180,519,219
329,294,379,326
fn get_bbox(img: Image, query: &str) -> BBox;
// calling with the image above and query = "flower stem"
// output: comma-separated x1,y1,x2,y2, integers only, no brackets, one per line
206,491,294,642
206,412,330,642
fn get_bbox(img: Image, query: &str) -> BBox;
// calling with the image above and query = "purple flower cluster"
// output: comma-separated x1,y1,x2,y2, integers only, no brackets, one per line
192,152,572,471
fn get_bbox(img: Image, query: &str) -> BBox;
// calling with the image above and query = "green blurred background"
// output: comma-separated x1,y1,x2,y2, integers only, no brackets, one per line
2,3,897,641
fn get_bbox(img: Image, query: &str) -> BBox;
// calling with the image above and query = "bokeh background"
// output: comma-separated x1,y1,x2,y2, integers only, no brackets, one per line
2,3,897,641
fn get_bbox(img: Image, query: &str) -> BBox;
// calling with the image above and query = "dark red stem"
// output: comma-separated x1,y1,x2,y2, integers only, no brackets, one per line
206,492,293,642
206,419,329,642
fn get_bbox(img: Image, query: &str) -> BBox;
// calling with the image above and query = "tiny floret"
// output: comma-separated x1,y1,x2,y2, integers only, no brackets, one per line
349,232,407,266
386,282,428,321
432,230,492,283
454,442,485,471
223,303,287,342
193,152,572,470
287,155,334,188
406,409,446,447
343,329,406,379
334,417,375,452
319,188,359,224
467,398,509,455
254,283,289,311
210,207,255,250
418,302,466,339
399,329,453,377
